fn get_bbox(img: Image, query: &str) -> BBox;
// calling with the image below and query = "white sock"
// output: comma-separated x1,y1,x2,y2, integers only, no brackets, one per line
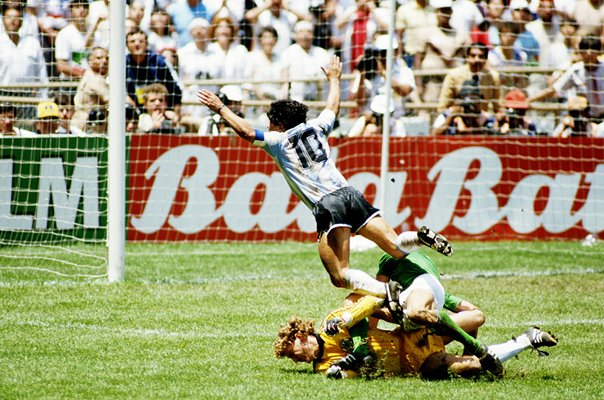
487,333,532,362
343,269,387,297
396,231,420,254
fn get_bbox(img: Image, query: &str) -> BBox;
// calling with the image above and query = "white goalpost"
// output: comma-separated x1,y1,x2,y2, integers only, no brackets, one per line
107,0,126,283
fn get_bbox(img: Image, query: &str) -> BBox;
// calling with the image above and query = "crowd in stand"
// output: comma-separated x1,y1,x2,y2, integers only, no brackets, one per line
1,0,604,137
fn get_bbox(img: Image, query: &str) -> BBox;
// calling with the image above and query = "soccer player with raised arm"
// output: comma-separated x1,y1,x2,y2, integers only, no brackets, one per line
196,55,452,305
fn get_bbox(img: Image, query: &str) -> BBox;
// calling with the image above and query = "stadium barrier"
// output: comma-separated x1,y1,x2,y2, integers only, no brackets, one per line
2,136,602,244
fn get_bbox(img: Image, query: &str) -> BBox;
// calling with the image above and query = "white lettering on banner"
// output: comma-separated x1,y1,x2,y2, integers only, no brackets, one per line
223,172,313,233
416,147,504,233
348,172,410,227
580,164,604,233
506,174,582,234
133,144,603,237
35,157,100,229
131,145,220,234
0,159,34,230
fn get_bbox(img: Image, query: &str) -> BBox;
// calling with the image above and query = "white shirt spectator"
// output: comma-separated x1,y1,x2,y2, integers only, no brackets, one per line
0,31,49,98
207,40,249,80
55,23,88,77
281,42,331,102
255,9,298,56
245,48,283,100
450,0,484,34
178,41,217,118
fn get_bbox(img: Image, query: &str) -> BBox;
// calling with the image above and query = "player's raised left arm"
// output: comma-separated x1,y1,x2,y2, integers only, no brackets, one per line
321,55,342,118
196,89,256,143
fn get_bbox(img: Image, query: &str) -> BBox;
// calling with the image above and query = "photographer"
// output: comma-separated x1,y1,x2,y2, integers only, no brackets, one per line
497,89,536,136
431,78,496,135
551,96,603,137
351,34,416,119
198,85,245,136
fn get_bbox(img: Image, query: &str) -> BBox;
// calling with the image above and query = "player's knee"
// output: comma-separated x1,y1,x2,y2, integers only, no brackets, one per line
328,271,348,288
407,309,439,326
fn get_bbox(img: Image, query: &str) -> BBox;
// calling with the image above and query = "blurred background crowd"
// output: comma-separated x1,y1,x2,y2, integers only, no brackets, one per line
1,0,604,137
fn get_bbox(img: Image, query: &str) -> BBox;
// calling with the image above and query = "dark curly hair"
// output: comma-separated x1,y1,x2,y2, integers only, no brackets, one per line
267,100,308,130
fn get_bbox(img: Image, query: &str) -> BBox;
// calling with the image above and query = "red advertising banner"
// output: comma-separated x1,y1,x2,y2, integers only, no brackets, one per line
128,135,604,242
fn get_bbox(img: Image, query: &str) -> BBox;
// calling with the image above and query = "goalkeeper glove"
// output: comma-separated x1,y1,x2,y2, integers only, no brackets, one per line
324,317,342,336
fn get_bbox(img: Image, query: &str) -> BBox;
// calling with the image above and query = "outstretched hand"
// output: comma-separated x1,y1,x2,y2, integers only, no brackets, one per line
197,89,224,113
321,55,342,81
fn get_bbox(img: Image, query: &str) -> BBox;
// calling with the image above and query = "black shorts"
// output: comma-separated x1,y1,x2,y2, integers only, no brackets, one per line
312,186,381,237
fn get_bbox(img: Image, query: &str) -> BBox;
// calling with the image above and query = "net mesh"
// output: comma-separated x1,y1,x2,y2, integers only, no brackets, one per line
1,0,603,278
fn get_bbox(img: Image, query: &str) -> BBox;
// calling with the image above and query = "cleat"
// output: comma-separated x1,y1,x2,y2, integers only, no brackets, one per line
417,226,453,256
385,281,405,324
479,350,504,378
526,326,558,349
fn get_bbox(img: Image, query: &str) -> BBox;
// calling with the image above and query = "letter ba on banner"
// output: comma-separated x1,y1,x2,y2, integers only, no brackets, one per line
128,135,604,241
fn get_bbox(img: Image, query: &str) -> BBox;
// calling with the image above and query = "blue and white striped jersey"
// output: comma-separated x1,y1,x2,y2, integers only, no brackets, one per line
253,109,348,209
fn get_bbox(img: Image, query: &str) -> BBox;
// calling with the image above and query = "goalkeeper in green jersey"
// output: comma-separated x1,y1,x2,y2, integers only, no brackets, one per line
375,250,487,357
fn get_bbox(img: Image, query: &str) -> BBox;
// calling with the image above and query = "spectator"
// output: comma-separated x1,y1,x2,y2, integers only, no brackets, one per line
31,0,70,77
137,83,183,134
86,0,109,49
72,46,109,134
347,94,404,137
245,26,283,101
126,29,183,115
526,0,561,68
55,0,94,79
486,0,505,46
551,95,603,137
571,0,604,38
335,0,388,72
497,88,537,135
543,17,579,70
309,0,337,51
432,77,497,135
488,21,529,89
245,0,311,56
415,0,469,103
0,103,36,136
395,0,437,68
147,8,179,58
207,15,249,82
450,0,485,36
0,3,49,122
199,84,245,136
437,42,502,114
35,101,61,134
528,36,604,123
125,104,141,134
509,0,540,65
178,18,215,131
0,0,40,39
127,1,146,31
281,20,331,101
167,0,210,48
351,34,416,120
54,92,85,134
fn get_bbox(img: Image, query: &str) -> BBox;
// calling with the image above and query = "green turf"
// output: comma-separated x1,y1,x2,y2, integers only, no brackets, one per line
1,241,603,399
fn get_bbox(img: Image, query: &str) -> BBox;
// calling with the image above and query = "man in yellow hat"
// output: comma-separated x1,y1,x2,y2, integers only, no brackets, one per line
35,101,60,135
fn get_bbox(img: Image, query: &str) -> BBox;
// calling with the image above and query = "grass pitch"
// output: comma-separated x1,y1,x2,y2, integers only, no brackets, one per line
1,241,603,399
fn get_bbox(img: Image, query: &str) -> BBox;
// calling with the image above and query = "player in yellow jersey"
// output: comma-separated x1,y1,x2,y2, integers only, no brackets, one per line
274,295,557,379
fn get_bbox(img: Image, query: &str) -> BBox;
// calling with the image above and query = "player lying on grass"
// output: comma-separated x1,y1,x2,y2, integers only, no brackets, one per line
197,55,451,308
374,250,486,356
274,295,558,379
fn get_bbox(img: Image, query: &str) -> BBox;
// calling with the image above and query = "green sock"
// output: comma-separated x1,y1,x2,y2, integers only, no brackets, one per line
349,318,370,358
431,311,484,356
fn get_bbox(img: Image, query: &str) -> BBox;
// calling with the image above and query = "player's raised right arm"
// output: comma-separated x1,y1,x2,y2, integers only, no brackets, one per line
321,55,343,118
196,89,256,143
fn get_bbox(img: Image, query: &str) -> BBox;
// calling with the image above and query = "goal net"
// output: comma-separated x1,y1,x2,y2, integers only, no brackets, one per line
1,1,603,281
